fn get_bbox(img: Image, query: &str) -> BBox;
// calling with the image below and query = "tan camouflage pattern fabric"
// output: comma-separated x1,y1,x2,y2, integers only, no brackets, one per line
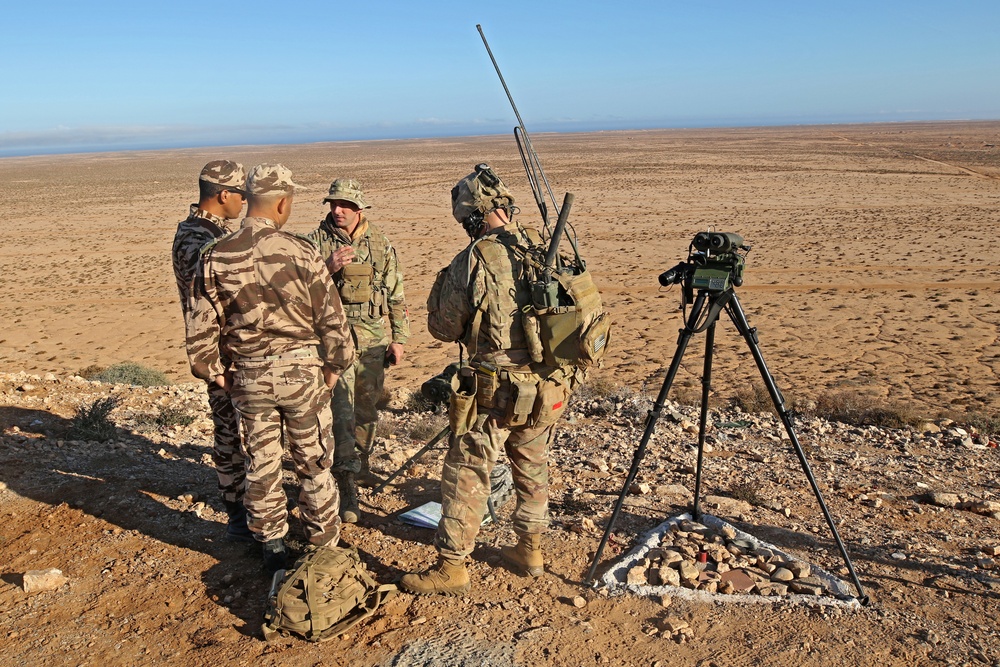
246,163,306,196
427,222,536,368
323,178,370,209
228,359,340,545
171,205,244,504
427,216,577,559
330,345,386,474
307,214,409,472
199,160,247,188
450,166,515,224
186,216,354,380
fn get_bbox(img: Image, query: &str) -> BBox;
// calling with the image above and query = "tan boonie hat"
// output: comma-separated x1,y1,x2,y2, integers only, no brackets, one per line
199,160,247,189
323,178,370,209
246,163,306,196
451,163,514,224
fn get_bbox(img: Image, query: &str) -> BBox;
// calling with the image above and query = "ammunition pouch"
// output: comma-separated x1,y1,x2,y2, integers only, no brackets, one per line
448,368,478,436
473,362,498,409
531,373,571,428
338,263,374,304
503,377,538,428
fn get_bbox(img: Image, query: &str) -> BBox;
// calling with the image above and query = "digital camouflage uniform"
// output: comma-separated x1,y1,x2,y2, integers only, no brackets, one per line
306,186,410,476
426,220,575,561
173,204,245,505
187,164,355,547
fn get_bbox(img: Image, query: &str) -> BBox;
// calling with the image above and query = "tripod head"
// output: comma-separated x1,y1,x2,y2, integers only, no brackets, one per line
659,231,750,304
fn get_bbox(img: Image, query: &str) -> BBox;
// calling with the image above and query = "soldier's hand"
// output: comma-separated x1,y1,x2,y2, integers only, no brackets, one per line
327,246,355,273
386,342,404,366
214,371,233,393
323,367,341,389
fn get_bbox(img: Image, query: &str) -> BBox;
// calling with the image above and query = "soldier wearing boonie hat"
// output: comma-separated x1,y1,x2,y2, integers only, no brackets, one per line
307,177,411,523
187,162,354,573
172,159,251,544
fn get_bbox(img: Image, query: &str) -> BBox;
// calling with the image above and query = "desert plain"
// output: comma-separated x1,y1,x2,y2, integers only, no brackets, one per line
1,122,1000,666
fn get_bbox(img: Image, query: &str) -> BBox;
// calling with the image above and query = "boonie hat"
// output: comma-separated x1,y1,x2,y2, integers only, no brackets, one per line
199,160,247,189
323,178,370,209
246,164,306,196
451,163,514,224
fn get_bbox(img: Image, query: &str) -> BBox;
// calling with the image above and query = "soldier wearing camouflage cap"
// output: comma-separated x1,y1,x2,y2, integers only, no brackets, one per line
172,159,251,543
187,163,355,572
306,178,410,523
401,164,578,596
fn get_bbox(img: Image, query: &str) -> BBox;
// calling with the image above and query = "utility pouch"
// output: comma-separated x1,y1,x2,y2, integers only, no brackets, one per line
473,362,499,409
578,311,612,367
532,375,570,428
448,368,478,436
504,378,538,428
338,263,374,304
536,306,580,368
520,306,545,364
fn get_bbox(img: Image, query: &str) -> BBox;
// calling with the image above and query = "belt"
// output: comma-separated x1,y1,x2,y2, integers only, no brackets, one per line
232,346,320,364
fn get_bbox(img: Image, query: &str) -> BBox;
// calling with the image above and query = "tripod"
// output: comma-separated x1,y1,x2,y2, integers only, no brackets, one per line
584,284,869,604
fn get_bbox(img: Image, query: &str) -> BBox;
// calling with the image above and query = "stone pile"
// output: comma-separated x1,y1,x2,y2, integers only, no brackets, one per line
625,519,834,599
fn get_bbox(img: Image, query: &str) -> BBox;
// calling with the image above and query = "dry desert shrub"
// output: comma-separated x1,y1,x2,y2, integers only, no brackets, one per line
409,415,448,442
807,391,921,429
68,396,119,442
134,406,195,431
730,382,777,416
728,479,766,506
88,362,169,387
945,409,1000,437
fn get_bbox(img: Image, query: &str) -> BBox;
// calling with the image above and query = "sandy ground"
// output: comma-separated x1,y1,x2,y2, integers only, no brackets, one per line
1,122,1000,666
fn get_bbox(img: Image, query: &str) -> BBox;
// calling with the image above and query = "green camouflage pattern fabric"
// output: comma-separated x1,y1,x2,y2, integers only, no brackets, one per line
228,358,340,545
306,215,410,350
172,205,244,504
427,222,536,367
330,344,387,474
307,214,409,472
323,178,370,209
199,160,247,189
186,216,355,380
246,163,306,196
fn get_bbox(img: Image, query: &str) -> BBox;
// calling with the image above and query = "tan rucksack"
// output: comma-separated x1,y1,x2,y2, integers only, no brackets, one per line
262,544,396,643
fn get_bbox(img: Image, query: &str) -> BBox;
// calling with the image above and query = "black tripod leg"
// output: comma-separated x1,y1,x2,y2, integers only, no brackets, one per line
585,292,709,586
725,293,869,604
692,320,716,522
372,427,451,495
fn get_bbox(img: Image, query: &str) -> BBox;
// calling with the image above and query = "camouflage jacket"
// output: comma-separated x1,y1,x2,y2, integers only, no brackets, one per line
306,214,410,350
171,205,236,315
427,221,537,368
186,216,355,380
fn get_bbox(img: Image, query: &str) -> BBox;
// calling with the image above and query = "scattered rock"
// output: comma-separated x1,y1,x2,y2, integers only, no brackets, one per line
22,568,68,593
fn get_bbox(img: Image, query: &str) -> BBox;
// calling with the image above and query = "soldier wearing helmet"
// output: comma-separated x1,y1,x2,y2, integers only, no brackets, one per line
306,178,411,524
401,165,577,595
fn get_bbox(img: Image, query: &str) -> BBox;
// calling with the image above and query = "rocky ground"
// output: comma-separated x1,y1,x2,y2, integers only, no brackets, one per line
2,370,1000,666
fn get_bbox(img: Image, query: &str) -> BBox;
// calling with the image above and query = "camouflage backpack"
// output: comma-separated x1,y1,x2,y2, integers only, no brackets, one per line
262,544,395,643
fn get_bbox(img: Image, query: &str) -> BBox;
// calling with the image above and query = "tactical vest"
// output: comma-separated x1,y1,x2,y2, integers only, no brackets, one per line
326,226,390,322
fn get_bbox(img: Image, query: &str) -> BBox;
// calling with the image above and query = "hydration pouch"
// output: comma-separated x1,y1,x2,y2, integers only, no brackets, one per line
504,378,538,428
448,368,478,436
338,263,374,304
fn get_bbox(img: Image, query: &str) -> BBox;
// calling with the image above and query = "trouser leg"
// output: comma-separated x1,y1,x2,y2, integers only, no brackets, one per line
331,356,360,474
207,381,245,504
353,344,387,467
504,421,555,537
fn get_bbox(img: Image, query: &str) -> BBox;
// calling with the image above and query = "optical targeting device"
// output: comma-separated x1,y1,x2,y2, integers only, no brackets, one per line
658,231,751,305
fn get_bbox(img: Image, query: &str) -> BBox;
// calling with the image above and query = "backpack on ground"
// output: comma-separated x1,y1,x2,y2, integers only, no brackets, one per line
262,544,396,643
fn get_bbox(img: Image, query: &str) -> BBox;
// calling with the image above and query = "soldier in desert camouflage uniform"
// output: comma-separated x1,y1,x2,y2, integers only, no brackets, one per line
401,165,577,596
187,164,355,572
307,179,410,523
171,160,252,542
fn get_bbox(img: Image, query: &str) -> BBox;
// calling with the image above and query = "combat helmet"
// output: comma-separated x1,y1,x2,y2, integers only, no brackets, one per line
451,164,515,237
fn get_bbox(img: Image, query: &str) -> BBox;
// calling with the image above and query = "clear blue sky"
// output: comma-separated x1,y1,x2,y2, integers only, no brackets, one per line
2,0,998,156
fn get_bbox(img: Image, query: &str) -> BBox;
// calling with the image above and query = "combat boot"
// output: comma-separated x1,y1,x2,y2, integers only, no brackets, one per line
399,557,470,596
262,538,287,574
501,533,545,577
222,499,255,543
355,453,377,488
335,472,360,524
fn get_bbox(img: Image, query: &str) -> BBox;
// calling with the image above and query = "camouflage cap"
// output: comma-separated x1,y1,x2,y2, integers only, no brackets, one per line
323,178,370,209
199,160,247,189
451,163,514,224
246,163,306,197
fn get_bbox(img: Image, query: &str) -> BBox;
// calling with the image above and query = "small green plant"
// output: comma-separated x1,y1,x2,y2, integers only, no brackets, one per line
90,362,169,387
729,479,765,506
68,397,119,442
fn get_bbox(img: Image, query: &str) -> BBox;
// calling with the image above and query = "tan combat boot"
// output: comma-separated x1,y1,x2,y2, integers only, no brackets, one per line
399,557,470,596
335,472,360,524
501,533,544,577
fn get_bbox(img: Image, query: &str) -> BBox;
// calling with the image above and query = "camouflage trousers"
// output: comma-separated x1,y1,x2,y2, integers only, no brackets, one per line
435,415,556,561
206,381,245,505
331,344,386,474
228,359,340,546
